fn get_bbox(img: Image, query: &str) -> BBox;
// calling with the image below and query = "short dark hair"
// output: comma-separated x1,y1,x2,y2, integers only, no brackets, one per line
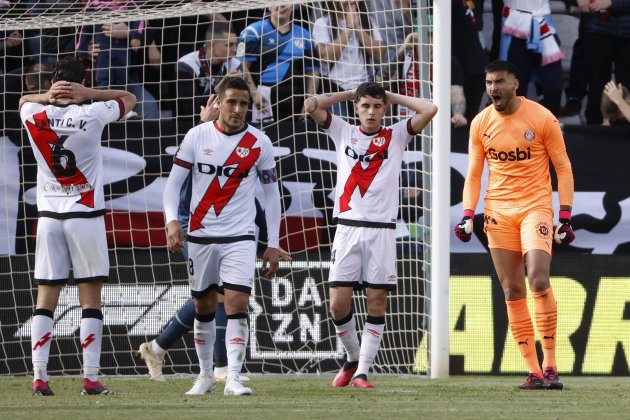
485,60,517,77
216,76,251,100
205,20,232,42
355,82,386,103
52,56,86,83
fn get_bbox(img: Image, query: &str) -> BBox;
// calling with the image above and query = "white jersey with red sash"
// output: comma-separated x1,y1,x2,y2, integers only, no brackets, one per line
322,112,415,226
173,121,277,239
20,100,123,217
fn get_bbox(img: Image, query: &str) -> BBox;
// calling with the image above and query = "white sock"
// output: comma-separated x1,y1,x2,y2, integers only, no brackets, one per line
356,320,385,378
225,317,249,379
333,314,360,362
194,318,215,375
31,311,54,382
81,311,103,382
151,339,167,359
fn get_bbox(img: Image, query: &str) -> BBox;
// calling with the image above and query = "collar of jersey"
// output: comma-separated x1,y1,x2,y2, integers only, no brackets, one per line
359,126,383,136
213,120,248,136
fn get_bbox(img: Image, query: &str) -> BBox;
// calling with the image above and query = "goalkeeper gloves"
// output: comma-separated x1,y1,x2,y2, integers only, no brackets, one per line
454,210,474,242
554,210,575,245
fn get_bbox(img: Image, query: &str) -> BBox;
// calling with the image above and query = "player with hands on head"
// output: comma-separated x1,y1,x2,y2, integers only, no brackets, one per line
162,76,281,397
19,56,136,397
305,82,437,389
455,60,574,390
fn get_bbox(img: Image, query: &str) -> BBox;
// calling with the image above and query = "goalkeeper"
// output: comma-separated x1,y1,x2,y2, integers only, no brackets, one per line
454,60,574,390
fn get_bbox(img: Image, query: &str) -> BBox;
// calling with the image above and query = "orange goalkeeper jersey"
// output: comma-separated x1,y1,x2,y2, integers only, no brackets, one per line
466,97,567,210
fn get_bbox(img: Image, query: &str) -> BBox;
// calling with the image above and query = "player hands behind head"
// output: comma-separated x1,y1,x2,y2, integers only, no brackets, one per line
19,56,136,397
162,75,281,396
454,60,574,390
305,81,437,389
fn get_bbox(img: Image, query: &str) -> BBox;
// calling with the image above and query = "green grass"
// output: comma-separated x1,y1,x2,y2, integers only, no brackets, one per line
2,375,630,419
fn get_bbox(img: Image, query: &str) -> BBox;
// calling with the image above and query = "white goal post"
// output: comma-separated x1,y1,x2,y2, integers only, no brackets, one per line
0,0,450,378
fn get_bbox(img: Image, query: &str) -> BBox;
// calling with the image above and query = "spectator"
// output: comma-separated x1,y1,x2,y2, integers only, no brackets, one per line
175,19,240,126
365,0,414,87
76,1,159,119
451,56,468,128
312,1,387,119
452,0,486,122
499,0,564,116
397,31,468,126
560,1,588,117
142,3,227,117
1,30,25,74
601,81,630,125
24,63,53,93
238,5,320,124
578,0,630,125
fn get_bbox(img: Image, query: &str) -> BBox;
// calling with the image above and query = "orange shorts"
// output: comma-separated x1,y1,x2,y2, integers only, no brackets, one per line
483,205,553,255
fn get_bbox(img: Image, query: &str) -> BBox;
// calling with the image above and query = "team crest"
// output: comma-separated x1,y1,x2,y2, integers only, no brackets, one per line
202,148,213,155
536,222,551,239
236,42,245,57
294,39,304,49
372,136,386,147
236,147,250,158
524,130,536,141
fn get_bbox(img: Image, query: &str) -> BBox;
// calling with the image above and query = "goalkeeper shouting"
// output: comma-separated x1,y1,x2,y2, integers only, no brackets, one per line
454,60,575,390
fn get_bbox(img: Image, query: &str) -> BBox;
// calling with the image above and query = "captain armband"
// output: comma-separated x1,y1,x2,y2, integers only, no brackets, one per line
258,167,278,184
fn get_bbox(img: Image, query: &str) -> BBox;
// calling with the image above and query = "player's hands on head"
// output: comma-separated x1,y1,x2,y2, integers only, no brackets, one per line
47,81,88,105
454,210,474,242
554,210,575,245
165,220,185,253
261,247,280,279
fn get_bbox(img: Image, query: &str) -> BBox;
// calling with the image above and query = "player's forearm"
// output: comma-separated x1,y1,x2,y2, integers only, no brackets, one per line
304,90,354,113
261,182,281,249
462,156,484,212
19,92,51,107
87,88,134,102
163,164,190,224
552,152,574,208
388,91,437,116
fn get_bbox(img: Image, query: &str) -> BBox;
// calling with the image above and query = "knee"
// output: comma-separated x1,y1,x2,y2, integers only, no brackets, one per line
502,280,527,301
528,272,551,293
329,300,351,321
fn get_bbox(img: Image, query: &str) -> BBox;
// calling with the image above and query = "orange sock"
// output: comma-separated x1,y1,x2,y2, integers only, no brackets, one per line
506,298,542,376
532,287,557,371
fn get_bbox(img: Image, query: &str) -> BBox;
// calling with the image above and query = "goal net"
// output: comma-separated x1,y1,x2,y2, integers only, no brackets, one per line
0,0,436,377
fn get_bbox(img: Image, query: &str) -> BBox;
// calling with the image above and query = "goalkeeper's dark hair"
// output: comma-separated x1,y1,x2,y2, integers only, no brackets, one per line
216,76,251,101
485,60,518,78
355,82,387,103
52,56,86,84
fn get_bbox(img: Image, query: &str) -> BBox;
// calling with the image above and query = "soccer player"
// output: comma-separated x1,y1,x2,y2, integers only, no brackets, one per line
305,82,437,388
138,95,289,382
19,56,137,396
454,60,575,390
162,76,281,396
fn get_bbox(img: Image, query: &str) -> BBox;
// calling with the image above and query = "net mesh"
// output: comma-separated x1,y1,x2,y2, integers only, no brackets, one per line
0,0,434,376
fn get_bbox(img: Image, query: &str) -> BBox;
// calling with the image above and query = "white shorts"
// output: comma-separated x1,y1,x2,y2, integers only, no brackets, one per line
187,239,256,297
34,216,109,284
328,224,397,290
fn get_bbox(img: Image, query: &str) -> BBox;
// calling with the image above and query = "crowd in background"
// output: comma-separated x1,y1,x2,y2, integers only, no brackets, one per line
1,0,630,131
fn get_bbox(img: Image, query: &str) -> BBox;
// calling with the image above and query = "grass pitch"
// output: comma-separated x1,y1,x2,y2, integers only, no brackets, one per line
2,375,630,419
